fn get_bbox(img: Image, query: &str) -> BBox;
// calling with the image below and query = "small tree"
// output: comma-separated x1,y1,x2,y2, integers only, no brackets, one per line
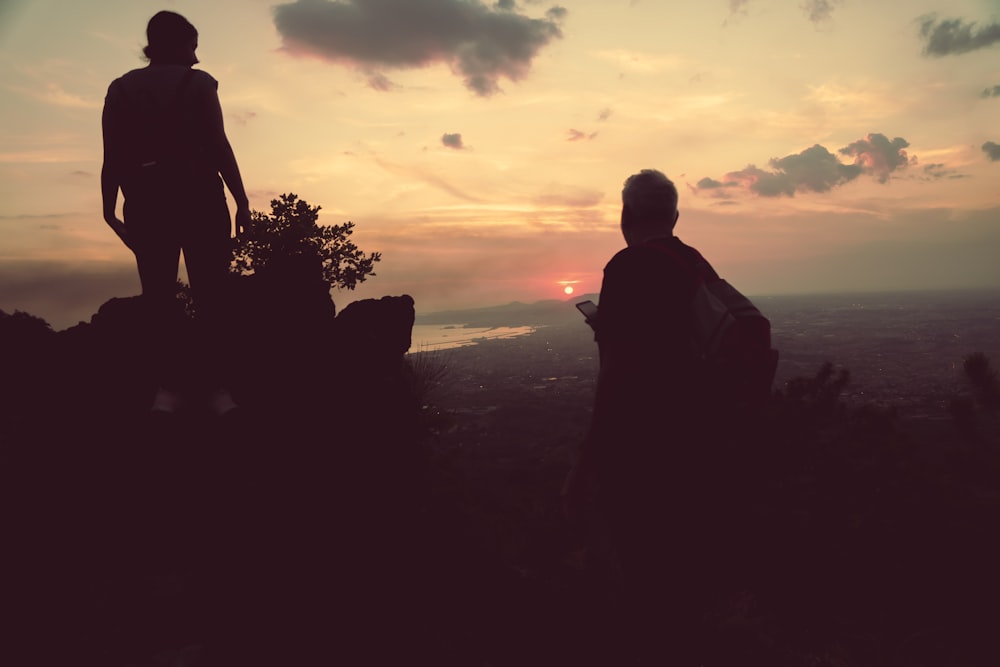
232,193,381,290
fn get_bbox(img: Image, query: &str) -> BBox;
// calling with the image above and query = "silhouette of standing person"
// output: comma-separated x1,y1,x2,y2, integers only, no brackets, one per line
563,170,755,665
101,10,250,414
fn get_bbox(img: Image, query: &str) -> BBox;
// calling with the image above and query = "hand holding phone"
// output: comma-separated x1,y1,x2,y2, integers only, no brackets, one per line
575,300,598,329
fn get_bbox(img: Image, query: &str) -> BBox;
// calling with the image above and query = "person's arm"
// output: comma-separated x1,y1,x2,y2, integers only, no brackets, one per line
562,258,638,524
101,88,133,252
204,82,251,236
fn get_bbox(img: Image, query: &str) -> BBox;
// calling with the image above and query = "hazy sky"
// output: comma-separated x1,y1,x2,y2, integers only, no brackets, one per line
2,0,999,329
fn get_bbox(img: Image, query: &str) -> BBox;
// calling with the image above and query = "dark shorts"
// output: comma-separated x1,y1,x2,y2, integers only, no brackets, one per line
123,175,231,299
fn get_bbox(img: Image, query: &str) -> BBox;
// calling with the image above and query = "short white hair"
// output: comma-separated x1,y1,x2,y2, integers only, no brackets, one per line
621,169,678,225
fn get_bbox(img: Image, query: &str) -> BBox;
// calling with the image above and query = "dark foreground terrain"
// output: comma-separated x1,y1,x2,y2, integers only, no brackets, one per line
413,291,1000,666
3,289,1000,666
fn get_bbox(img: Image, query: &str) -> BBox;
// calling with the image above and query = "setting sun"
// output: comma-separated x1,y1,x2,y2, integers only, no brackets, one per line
563,285,574,296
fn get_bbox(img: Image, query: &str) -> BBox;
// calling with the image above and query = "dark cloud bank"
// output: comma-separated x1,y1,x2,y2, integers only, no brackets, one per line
272,0,566,96
696,133,911,198
919,15,1000,56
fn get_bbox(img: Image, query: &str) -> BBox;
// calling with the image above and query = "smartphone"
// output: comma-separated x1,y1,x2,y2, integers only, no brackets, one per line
575,300,598,321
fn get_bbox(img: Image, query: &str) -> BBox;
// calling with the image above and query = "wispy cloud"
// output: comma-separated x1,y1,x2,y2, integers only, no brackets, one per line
918,163,967,180
531,184,603,208
981,85,1000,98
802,0,840,25
919,15,1000,56
6,81,100,109
726,0,839,26
229,111,258,126
0,149,88,164
0,212,79,221
272,0,566,96
371,156,485,202
724,0,750,25
566,128,597,142
595,49,685,73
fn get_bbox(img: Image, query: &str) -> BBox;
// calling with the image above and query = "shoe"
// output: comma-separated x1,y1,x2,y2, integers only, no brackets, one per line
209,388,239,417
150,387,183,415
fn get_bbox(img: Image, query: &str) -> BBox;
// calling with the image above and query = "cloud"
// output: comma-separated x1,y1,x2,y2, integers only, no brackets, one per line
838,133,910,183
919,15,1000,56
696,133,910,198
728,0,750,18
532,184,603,208
695,177,736,189
229,111,258,126
0,212,78,221
725,144,863,197
9,82,101,110
372,155,485,202
272,0,566,96
728,0,840,27
981,85,1000,98
597,107,612,121
365,70,397,91
441,132,465,149
802,0,839,24
566,128,597,142
920,163,968,180
983,141,1000,161
596,49,684,73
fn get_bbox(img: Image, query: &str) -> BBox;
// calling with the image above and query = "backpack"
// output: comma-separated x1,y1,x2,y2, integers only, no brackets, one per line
644,239,778,409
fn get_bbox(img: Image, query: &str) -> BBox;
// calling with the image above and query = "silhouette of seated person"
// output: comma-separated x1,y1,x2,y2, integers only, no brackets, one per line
101,10,250,414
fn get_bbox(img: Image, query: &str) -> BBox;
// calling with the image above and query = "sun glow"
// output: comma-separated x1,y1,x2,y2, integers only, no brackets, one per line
563,285,574,295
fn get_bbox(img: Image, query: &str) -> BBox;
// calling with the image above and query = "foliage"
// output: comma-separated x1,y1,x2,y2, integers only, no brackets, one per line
949,352,998,438
0,309,52,340
963,351,999,413
405,348,455,436
231,193,381,290
406,348,452,405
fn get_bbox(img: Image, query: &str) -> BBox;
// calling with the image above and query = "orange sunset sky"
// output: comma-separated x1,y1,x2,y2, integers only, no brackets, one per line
2,0,999,330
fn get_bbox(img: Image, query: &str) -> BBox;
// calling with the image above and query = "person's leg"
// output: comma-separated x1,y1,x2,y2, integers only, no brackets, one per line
180,195,234,409
605,454,710,666
126,208,187,401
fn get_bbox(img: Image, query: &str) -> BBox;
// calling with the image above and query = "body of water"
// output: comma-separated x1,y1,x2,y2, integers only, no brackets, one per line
412,289,1000,415
410,324,537,352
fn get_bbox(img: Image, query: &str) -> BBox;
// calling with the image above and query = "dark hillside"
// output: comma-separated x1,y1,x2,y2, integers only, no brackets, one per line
415,294,1000,666
3,289,1000,666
